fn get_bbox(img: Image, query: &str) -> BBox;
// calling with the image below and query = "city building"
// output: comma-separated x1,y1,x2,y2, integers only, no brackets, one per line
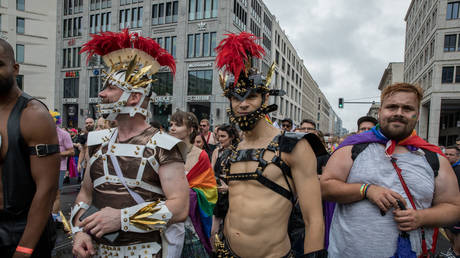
378,62,404,91
404,0,460,146
0,0,58,109
56,0,339,131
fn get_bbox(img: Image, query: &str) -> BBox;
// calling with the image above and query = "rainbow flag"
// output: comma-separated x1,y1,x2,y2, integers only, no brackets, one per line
186,150,218,253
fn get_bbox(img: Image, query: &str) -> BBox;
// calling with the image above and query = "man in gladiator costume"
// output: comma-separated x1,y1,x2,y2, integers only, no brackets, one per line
212,32,328,258
71,30,189,258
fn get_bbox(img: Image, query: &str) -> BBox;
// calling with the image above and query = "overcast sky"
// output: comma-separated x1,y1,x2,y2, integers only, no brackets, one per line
264,0,412,132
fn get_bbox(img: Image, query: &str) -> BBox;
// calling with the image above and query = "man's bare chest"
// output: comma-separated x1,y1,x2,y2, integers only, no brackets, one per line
0,108,13,164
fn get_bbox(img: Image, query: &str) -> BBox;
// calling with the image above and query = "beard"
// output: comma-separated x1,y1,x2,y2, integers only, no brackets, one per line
380,115,415,142
86,125,94,132
0,74,15,95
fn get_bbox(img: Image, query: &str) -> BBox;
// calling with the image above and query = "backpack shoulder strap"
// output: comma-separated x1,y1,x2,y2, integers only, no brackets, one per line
351,143,370,161
421,149,439,177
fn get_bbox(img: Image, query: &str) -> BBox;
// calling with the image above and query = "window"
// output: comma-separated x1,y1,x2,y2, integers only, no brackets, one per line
64,78,79,98
233,0,247,30
158,3,164,24
165,2,172,23
187,32,216,58
164,36,171,53
16,44,24,63
172,1,179,22
456,66,460,83
187,34,194,58
90,76,100,98
62,47,81,68
16,17,25,34
447,1,460,20
189,0,218,20
152,72,173,95
442,66,454,83
188,70,212,95
194,34,201,57
17,0,25,11
444,34,457,51
152,4,158,25
202,33,210,56
16,75,23,90
171,36,177,58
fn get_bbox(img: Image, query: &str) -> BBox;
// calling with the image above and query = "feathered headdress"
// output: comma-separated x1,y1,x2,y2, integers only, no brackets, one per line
215,32,265,85
215,32,277,99
80,29,175,87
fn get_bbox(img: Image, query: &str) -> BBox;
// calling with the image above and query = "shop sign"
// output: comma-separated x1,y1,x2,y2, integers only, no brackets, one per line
65,71,79,78
188,62,213,69
89,98,99,104
63,98,78,104
154,96,173,103
186,95,211,102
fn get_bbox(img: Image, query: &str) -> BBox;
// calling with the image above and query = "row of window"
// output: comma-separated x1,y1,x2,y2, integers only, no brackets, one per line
447,1,459,20
233,0,247,31
189,0,219,21
186,32,217,58
64,0,84,15
90,12,111,33
90,0,112,11
152,2,178,25
444,33,460,52
441,66,460,83
153,36,177,58
67,70,214,98
120,0,143,5
63,47,82,68
63,17,83,38
119,7,143,29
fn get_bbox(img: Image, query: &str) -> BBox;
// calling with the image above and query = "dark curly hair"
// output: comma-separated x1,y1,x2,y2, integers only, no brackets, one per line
170,110,199,144
217,124,240,147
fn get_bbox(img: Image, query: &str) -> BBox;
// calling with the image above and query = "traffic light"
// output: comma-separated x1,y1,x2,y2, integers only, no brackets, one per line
338,98,344,108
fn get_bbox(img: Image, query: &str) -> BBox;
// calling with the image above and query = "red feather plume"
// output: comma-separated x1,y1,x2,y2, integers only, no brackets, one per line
215,32,265,86
80,29,176,75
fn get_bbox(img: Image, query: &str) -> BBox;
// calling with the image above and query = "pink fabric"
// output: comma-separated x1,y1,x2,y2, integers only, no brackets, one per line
68,156,77,178
57,127,73,171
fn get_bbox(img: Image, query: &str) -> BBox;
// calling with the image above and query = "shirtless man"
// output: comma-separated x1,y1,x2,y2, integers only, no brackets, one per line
213,32,327,257
0,39,60,257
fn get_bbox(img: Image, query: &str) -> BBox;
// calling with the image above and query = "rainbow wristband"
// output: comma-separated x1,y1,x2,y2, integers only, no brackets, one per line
364,184,370,199
16,246,33,255
360,184,369,199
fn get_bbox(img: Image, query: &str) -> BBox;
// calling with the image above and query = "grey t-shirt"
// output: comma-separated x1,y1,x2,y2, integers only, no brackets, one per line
328,143,435,258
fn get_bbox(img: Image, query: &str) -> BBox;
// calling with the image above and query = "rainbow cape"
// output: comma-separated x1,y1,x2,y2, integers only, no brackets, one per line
186,150,218,253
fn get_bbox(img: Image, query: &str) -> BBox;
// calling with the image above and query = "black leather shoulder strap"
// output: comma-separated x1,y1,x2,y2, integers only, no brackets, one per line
351,143,370,161
279,132,327,157
421,149,439,177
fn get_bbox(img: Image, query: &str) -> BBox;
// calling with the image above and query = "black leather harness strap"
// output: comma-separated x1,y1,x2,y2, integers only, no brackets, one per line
29,144,60,157
226,133,295,204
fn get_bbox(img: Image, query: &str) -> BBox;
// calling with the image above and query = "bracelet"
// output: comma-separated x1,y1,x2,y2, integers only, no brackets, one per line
16,246,34,255
360,184,369,199
364,184,371,199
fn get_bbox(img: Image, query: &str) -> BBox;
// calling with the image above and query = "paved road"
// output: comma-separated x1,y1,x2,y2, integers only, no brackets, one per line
50,180,452,257
52,180,80,258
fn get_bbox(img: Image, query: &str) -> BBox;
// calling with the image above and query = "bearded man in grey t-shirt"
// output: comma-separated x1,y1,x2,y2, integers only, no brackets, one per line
321,83,460,257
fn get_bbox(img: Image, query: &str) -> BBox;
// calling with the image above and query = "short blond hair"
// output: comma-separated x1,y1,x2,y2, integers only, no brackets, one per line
381,83,424,106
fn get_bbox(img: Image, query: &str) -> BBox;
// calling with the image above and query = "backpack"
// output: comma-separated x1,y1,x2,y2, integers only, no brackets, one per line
351,143,439,177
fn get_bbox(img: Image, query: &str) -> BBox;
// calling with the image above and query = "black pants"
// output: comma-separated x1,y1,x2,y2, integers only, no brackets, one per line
0,216,56,258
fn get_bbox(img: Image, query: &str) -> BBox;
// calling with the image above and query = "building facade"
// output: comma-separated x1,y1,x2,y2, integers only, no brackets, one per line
404,0,460,146
0,0,57,109
56,0,338,131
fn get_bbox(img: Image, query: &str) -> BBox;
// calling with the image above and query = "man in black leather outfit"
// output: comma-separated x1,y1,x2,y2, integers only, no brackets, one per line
0,39,60,257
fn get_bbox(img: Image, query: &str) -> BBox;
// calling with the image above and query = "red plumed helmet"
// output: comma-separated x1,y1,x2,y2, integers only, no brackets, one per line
80,29,176,75
215,32,265,86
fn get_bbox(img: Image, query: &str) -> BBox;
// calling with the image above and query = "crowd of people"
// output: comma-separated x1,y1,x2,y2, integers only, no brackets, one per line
1,30,460,258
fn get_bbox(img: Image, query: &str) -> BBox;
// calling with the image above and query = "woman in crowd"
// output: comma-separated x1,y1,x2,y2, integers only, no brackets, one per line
194,133,212,159
169,111,217,257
